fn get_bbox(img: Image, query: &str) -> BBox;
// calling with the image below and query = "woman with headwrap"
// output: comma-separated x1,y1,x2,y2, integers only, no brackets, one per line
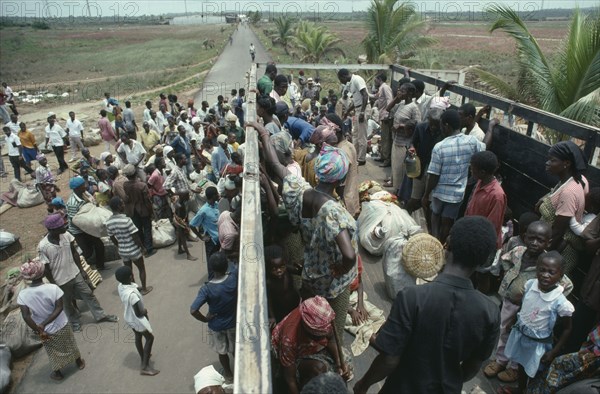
17,258,85,381
536,141,589,273
253,120,357,351
271,296,352,393
34,153,60,203
295,120,338,187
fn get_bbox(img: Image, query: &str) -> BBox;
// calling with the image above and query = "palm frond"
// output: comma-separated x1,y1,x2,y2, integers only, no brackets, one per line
470,67,519,100
559,88,600,127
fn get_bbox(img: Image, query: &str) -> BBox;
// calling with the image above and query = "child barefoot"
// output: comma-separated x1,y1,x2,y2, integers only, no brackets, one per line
501,251,574,393
106,196,153,294
484,221,572,382
115,266,159,376
190,252,238,380
265,245,300,330
173,191,198,261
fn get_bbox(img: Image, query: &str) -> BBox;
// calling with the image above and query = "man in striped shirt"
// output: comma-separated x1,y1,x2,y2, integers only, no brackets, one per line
66,176,106,270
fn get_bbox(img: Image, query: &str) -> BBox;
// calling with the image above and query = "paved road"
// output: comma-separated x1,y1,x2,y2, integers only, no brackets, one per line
15,25,269,394
194,23,271,106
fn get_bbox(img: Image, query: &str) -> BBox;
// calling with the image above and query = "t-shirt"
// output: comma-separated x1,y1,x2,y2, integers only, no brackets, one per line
5,133,21,156
217,211,239,251
190,202,220,244
17,284,69,334
376,274,500,393
348,74,367,109
190,265,238,331
462,123,486,142
105,213,142,259
284,117,314,143
139,129,161,152
38,233,80,286
257,75,273,95
118,282,152,333
147,169,167,197
45,124,66,147
427,133,485,203
123,108,136,130
465,179,507,248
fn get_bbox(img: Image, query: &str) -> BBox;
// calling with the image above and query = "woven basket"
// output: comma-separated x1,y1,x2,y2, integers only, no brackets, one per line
402,233,444,279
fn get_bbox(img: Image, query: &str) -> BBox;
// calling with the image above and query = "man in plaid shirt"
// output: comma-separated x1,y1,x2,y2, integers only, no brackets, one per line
423,109,485,244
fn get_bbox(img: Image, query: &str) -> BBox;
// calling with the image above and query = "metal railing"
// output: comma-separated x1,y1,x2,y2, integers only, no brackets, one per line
234,63,272,393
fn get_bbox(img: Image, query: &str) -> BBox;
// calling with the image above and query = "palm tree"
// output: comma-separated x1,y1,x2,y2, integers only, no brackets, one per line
292,22,345,70
473,6,600,127
362,0,437,64
270,16,295,54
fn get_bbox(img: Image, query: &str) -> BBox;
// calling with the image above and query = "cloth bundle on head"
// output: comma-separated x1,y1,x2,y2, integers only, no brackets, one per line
270,131,293,156
225,112,237,123
217,134,228,144
315,144,349,184
69,176,85,189
224,177,237,191
191,116,201,125
429,96,450,110
300,296,335,336
36,153,45,161
310,125,337,146
47,112,56,118
222,104,231,112
20,258,45,281
163,145,174,156
99,151,112,162
122,164,136,176
301,99,311,112
44,213,65,230
50,197,65,208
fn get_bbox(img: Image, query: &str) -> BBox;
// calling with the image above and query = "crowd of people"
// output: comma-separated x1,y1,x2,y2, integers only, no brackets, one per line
2,63,599,394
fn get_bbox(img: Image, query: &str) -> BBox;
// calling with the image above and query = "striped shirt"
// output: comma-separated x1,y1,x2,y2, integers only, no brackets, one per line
66,193,87,235
105,213,141,260
428,133,485,203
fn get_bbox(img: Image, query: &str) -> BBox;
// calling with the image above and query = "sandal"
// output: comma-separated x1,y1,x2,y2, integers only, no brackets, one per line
383,180,393,188
498,368,519,383
483,360,505,377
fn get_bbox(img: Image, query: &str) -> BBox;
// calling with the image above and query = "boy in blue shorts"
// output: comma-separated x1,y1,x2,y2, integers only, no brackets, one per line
190,252,238,380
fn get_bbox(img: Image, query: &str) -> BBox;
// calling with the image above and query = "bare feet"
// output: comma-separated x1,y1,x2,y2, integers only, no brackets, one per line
141,286,153,295
50,371,64,381
187,254,198,261
76,358,86,370
140,368,160,376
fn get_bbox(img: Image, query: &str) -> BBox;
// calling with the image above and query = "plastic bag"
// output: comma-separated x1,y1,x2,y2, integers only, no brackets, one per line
72,203,111,238
357,200,422,256
0,309,42,358
16,186,44,208
381,236,416,299
0,344,10,393
152,219,176,248
0,231,18,249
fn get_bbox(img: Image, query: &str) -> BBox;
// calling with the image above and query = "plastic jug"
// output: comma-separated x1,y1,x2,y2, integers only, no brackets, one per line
405,151,421,178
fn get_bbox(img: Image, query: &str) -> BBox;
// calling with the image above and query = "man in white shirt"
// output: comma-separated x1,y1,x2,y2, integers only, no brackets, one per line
178,112,194,136
413,80,432,122
370,73,394,167
117,133,147,181
148,111,161,134
66,111,85,162
44,112,69,173
196,101,210,121
156,105,170,134
101,92,113,113
3,126,33,181
40,213,118,332
338,68,368,164
288,74,300,106
458,103,486,143
189,117,205,161
5,114,20,134
2,82,17,115
143,100,152,122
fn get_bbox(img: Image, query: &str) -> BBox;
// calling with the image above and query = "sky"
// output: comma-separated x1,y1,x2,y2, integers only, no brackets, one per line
0,0,593,18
